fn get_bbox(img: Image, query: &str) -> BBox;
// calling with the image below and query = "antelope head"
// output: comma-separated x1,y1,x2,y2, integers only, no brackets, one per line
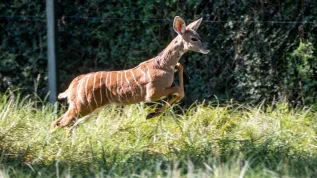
173,16,210,54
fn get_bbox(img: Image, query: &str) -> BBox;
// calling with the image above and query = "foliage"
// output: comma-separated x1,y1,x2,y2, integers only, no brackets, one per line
283,40,317,105
1,93,317,177
1,0,317,106
0,1,46,95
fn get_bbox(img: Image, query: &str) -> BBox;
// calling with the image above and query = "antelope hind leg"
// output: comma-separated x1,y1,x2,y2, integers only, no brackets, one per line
50,115,64,132
66,115,91,133
50,108,78,131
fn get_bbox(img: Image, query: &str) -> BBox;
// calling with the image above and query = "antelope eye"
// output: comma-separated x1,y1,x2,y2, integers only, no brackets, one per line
191,37,198,42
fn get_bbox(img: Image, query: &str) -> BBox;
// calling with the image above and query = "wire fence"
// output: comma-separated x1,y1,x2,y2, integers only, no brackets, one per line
0,15,316,24
0,14,314,52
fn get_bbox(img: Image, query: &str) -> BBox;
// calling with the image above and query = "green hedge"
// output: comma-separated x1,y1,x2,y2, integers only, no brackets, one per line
1,0,317,106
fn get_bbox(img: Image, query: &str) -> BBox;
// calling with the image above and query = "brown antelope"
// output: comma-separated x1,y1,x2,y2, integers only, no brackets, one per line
51,16,210,130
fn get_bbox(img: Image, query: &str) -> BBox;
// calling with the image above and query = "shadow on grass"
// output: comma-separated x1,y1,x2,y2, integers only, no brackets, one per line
2,136,317,177
216,137,317,177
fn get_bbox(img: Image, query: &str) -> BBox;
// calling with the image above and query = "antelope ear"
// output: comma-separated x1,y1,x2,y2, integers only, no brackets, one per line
173,16,186,35
186,17,203,31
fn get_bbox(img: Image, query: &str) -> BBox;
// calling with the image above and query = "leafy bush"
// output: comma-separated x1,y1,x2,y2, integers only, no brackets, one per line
1,0,317,106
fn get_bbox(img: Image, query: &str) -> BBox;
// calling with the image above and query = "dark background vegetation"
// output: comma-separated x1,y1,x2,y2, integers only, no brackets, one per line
1,0,317,106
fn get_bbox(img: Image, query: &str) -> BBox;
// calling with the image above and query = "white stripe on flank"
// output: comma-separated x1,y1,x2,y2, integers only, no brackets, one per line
92,72,98,107
130,70,143,96
139,67,146,82
146,66,152,83
85,74,91,105
121,71,130,102
116,72,121,102
120,71,123,97
108,72,115,102
77,76,86,105
105,72,110,102
125,70,135,98
109,72,113,102
99,72,103,105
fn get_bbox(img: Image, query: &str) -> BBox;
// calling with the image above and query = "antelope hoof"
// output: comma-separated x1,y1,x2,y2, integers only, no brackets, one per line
146,111,162,120
50,125,60,133
50,121,61,132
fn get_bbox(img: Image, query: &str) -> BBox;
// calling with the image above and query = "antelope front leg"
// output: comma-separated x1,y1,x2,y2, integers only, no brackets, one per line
146,63,184,119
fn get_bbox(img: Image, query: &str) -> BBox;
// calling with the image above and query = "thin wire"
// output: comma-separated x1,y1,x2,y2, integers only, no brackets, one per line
0,15,316,24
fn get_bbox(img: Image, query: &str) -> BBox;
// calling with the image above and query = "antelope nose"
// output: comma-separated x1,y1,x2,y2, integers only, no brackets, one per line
201,49,210,54
202,43,210,54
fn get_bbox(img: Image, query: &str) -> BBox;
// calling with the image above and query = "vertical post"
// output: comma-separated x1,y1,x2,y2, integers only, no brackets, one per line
46,0,59,103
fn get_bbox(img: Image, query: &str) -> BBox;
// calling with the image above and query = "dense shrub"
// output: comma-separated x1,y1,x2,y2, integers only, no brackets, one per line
0,0,316,106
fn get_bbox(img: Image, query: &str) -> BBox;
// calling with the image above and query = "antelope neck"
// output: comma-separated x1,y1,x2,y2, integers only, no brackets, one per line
154,35,186,70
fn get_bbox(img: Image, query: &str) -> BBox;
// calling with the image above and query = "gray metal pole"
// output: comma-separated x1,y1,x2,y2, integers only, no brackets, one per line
46,0,59,103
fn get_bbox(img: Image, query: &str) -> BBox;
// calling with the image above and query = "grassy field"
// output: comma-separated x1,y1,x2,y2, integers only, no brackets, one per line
1,93,317,177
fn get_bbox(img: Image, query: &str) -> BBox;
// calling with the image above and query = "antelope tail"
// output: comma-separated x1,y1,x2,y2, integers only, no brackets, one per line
58,90,68,100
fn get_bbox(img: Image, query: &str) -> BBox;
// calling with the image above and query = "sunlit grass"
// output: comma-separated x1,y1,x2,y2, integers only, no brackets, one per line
1,93,317,177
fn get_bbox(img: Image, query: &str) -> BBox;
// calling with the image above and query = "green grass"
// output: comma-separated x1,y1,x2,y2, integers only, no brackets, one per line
1,93,317,177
